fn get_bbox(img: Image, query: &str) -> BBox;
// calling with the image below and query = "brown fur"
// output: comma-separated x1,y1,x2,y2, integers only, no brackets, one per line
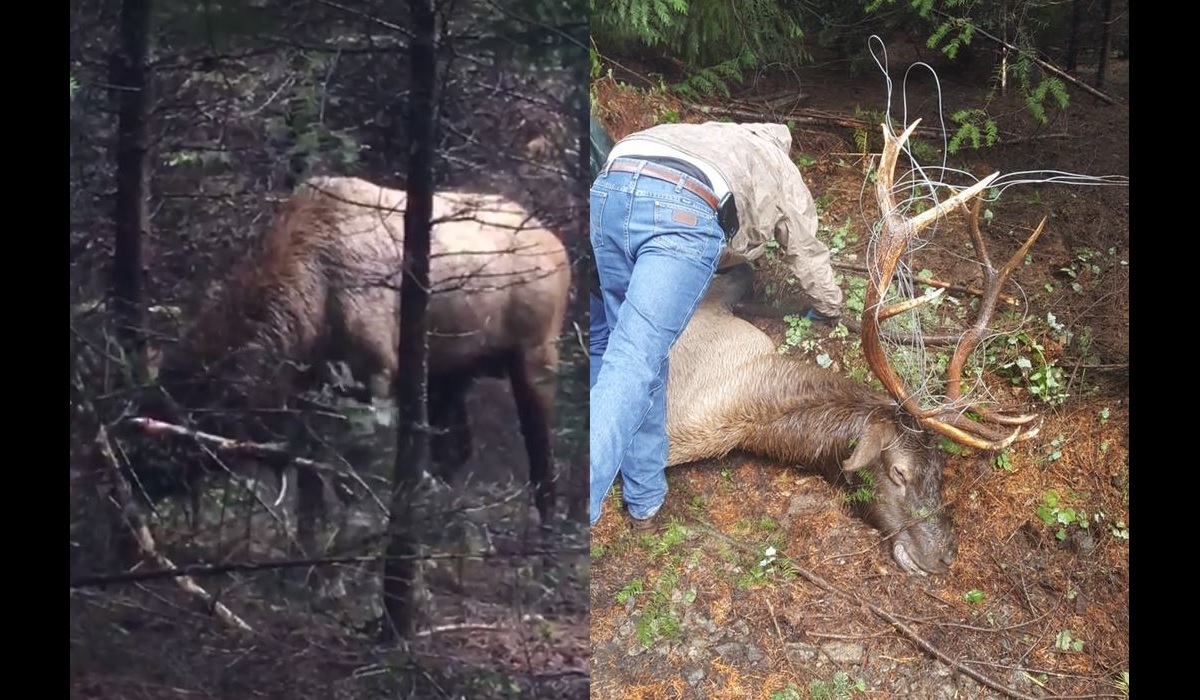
152,176,572,546
665,268,957,575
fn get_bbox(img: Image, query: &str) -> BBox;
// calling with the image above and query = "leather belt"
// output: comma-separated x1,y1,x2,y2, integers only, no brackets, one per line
606,159,721,211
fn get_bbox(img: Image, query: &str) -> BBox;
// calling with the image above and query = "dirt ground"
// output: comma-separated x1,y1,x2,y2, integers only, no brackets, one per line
589,40,1129,699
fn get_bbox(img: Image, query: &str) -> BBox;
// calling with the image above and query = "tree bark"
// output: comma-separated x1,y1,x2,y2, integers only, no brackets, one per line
1096,0,1114,89
1064,0,1084,72
111,0,153,383
381,0,438,642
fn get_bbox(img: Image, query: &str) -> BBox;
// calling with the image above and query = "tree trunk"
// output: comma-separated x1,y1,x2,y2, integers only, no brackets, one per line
111,0,153,384
569,36,591,525
1096,0,1114,89
1064,0,1084,72
381,0,438,642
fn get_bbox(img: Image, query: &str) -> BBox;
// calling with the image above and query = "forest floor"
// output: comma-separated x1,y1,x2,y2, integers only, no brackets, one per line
589,39,1129,700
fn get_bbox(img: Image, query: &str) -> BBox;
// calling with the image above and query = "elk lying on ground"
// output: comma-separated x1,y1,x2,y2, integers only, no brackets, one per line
143,175,572,558
664,120,1044,575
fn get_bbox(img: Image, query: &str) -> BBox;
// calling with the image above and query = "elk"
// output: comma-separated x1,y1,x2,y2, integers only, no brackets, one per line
664,120,1044,575
142,175,572,559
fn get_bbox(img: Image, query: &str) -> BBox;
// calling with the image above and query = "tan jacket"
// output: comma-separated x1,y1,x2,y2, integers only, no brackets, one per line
611,122,843,317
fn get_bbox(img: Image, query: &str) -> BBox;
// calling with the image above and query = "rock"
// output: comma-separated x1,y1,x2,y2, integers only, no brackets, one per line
683,665,706,685
785,642,819,662
747,645,765,663
820,641,863,665
786,490,827,517
714,642,746,662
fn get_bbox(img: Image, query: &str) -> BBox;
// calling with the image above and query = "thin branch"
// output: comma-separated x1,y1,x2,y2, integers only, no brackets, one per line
833,261,1021,306
123,416,388,513
933,8,1121,105
70,546,589,589
314,0,413,37
93,426,253,632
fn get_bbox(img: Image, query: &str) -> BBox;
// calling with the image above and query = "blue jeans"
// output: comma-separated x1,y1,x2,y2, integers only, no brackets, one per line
590,290,670,526
589,161,725,526
589,292,608,388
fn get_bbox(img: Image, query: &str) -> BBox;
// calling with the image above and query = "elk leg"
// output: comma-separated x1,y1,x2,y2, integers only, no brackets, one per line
429,377,472,480
507,348,557,525
294,465,325,578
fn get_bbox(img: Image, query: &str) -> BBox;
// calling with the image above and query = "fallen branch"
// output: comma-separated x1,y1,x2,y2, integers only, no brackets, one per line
93,426,253,632
684,103,1076,151
833,261,1022,307
69,545,591,589
124,416,388,514
731,302,985,348
684,103,949,140
414,622,502,637
934,8,1121,106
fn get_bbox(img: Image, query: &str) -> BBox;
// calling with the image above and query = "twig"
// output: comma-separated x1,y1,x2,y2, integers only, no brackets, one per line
413,622,502,637
123,416,388,514
833,261,1021,307
764,596,802,680
69,545,590,589
732,300,1016,349
313,0,412,36
933,8,1121,105
529,669,589,679
683,103,948,139
93,426,253,632
806,629,893,640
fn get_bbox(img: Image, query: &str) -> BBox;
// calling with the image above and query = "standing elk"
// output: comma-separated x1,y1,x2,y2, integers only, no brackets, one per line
664,120,1044,575
141,175,572,560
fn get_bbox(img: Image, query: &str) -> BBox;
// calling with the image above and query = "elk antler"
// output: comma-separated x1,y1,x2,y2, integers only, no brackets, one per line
862,119,1045,451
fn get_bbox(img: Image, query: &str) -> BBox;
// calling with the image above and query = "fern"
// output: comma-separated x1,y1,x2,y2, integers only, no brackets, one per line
948,108,998,153
1024,76,1069,124
865,0,1073,141
593,0,808,96
673,53,754,99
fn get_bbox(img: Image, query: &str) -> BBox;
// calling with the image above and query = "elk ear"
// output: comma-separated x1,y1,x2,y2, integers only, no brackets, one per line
843,422,889,473
888,462,911,493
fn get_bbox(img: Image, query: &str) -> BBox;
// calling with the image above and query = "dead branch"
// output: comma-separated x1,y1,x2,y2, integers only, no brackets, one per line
124,416,388,513
833,261,1021,307
69,545,590,589
932,8,1121,106
683,103,949,139
93,425,253,632
731,302,993,348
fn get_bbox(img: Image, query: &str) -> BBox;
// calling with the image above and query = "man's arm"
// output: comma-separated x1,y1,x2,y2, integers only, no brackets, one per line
774,177,844,319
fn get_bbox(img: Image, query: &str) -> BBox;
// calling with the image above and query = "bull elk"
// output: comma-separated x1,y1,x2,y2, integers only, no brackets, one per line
664,120,1044,575
142,175,572,560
